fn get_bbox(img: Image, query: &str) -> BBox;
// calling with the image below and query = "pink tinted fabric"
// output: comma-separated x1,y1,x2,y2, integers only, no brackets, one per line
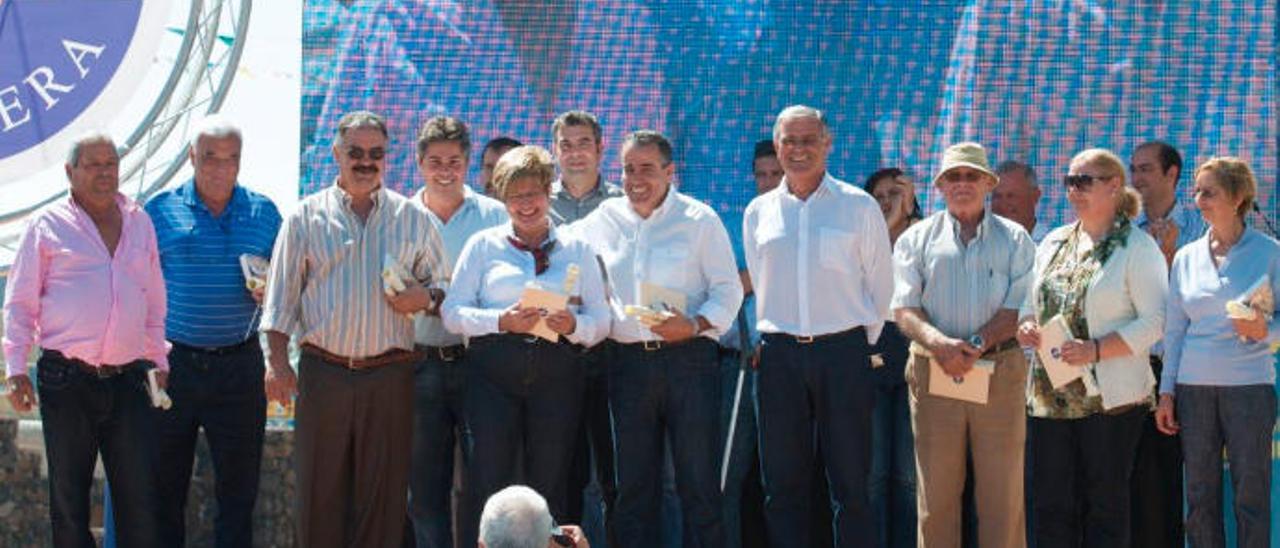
3,194,169,377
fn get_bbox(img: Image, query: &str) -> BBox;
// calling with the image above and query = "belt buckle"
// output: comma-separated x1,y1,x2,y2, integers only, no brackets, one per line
347,355,357,370
437,346,458,363
91,367,114,379
642,340,663,352
795,335,815,344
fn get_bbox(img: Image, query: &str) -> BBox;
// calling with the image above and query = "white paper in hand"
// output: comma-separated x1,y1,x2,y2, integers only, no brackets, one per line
1226,275,1273,321
1036,315,1085,390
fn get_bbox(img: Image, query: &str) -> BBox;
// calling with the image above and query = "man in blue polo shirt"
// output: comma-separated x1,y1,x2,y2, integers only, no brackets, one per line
145,116,283,547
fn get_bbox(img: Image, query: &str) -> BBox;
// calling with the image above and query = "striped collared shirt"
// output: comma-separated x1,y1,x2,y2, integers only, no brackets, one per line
145,180,282,347
891,208,1036,339
412,186,509,347
260,184,446,358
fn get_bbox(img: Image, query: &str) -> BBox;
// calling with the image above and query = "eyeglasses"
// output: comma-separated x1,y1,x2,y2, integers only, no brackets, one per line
345,146,386,161
1063,173,1112,190
942,170,986,183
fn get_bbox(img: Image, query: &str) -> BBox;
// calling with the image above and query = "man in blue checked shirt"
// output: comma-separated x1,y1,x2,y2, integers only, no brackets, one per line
144,116,282,548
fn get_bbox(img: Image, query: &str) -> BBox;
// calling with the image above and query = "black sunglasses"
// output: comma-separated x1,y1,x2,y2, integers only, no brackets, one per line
1063,173,1111,190
346,146,386,161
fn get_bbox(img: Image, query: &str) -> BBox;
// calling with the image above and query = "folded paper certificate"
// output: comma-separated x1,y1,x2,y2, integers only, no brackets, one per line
1226,275,1273,321
928,358,995,404
1036,315,1085,390
640,282,687,314
519,285,570,342
238,254,270,291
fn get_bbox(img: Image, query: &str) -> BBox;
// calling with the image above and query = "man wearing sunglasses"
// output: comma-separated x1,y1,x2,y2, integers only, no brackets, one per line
1127,141,1203,548
892,142,1036,548
260,110,447,547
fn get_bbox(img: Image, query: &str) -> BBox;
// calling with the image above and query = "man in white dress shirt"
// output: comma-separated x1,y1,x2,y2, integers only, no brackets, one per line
742,105,894,547
576,130,742,548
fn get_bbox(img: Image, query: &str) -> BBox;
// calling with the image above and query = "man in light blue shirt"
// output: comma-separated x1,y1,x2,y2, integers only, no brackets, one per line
406,116,508,548
1128,140,1204,548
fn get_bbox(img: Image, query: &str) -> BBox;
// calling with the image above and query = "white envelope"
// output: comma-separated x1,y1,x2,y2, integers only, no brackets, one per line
1036,315,1086,390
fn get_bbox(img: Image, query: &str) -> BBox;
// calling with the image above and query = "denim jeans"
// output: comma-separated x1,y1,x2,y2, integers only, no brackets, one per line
1176,384,1276,548
719,348,758,548
576,345,619,548
609,338,724,548
37,353,161,548
408,350,470,548
153,341,267,548
756,328,876,548
460,334,585,548
869,381,916,548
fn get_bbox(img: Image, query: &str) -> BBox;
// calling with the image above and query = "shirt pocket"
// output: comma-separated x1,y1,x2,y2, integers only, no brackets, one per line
649,243,691,289
818,228,855,274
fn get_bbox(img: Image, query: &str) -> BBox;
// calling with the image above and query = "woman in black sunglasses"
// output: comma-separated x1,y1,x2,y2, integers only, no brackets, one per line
1015,148,1169,548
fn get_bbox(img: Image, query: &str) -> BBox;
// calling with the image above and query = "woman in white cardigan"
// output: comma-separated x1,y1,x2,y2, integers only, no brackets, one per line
1015,148,1168,548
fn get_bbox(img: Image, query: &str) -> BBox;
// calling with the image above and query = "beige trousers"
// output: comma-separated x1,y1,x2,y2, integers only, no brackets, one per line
906,344,1028,548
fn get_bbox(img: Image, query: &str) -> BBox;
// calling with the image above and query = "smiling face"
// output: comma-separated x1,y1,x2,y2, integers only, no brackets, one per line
621,142,674,217
752,154,784,195
1193,170,1245,230
333,126,387,195
1129,145,1178,211
503,177,551,236
419,140,468,195
190,134,241,201
773,115,831,182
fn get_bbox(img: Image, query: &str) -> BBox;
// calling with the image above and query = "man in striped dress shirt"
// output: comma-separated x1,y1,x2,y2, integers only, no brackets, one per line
144,116,282,547
260,111,447,547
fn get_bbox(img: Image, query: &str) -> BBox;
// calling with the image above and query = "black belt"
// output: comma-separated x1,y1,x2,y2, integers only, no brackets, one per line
763,326,866,345
170,338,257,357
416,344,465,362
41,350,143,379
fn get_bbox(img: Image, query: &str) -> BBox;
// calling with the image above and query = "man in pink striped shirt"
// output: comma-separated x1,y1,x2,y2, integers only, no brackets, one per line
3,133,169,547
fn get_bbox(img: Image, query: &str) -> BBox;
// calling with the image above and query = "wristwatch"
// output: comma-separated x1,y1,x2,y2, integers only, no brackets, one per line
967,334,985,352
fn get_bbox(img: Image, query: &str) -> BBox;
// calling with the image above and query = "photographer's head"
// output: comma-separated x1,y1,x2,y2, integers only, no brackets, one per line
478,486,586,548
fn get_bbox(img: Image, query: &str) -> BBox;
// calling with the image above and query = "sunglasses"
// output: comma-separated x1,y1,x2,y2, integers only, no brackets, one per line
1063,173,1111,190
345,146,386,161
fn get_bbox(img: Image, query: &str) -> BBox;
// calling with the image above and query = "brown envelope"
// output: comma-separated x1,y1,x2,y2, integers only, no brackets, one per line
928,358,994,404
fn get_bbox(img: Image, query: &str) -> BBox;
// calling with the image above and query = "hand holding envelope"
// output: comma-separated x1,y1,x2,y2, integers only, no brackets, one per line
512,263,579,342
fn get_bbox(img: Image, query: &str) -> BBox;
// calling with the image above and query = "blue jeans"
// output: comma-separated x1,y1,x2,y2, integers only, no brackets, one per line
153,340,267,548
609,338,724,548
37,352,161,548
869,380,916,548
408,350,470,548
756,328,876,548
720,349,758,548
1177,384,1276,548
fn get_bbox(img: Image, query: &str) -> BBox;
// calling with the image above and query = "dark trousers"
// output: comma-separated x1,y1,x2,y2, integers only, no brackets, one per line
295,354,415,548
1029,407,1146,548
460,334,586,548
1129,356,1183,548
869,380,916,548
1177,384,1276,548
571,344,618,547
720,349,758,548
408,350,470,548
756,328,876,548
154,340,267,548
36,352,161,548
610,338,724,548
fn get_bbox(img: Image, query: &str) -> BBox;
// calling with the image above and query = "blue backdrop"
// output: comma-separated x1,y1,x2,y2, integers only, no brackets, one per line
302,2,1279,543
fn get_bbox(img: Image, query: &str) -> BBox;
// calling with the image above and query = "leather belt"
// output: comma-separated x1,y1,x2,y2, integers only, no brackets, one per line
416,344,465,363
981,338,1021,358
301,344,421,370
765,326,867,345
42,350,142,379
170,338,256,357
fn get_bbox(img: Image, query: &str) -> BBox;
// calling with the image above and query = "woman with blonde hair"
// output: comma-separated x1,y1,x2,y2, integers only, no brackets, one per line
1156,157,1278,548
1015,148,1168,547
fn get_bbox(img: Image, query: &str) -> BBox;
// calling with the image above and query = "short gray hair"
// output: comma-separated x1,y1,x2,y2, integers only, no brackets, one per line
479,486,553,548
189,114,243,150
994,160,1039,188
333,110,388,145
65,131,118,167
773,104,828,140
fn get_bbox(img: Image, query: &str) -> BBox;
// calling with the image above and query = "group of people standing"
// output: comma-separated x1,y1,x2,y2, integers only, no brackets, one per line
2,102,1276,548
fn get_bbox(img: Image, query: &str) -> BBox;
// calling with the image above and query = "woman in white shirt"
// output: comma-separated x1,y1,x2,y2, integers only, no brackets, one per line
1155,157,1278,548
1015,148,1168,548
442,145,610,544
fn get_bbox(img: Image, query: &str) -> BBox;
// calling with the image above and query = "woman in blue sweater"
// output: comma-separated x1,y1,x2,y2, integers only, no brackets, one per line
1155,156,1279,548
